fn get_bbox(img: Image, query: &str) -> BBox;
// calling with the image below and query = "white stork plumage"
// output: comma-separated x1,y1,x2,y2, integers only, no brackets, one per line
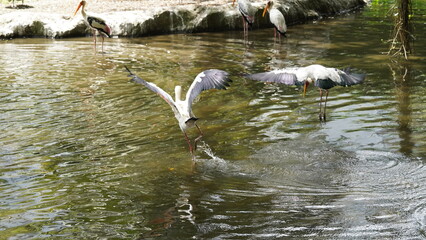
262,1,287,42
74,0,111,53
245,64,366,121
233,0,255,38
125,66,232,159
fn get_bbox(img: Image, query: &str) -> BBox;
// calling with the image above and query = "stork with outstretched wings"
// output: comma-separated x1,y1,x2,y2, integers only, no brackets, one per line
125,66,232,159
246,64,365,121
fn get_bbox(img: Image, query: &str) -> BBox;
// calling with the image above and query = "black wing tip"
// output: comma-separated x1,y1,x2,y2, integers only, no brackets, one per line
243,72,255,78
124,65,133,76
342,67,351,73
339,67,366,86
124,66,143,84
206,68,233,86
354,73,366,82
343,67,366,81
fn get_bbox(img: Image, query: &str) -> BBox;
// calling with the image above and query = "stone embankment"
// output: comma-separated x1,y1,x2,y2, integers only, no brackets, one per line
0,0,366,38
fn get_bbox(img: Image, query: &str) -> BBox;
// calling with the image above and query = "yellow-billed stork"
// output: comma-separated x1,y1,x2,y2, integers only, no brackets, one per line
262,1,287,42
125,66,232,160
233,0,255,38
246,64,365,121
74,0,111,53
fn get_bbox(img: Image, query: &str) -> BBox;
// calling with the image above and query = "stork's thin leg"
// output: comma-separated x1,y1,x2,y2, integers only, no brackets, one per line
244,22,248,39
101,33,105,53
246,22,250,40
245,22,248,38
193,124,204,151
274,28,277,42
92,30,97,53
242,16,246,37
323,90,329,121
319,89,324,121
183,131,195,160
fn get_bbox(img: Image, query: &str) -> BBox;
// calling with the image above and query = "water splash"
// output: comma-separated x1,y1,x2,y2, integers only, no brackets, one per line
196,141,227,168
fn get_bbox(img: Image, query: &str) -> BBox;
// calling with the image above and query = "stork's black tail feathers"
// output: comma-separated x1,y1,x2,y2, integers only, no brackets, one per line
275,27,287,37
244,15,254,28
185,117,199,124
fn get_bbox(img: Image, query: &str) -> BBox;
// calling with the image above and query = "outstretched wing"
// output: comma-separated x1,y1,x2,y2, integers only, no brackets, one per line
125,66,178,113
337,67,366,87
185,69,232,107
245,69,302,86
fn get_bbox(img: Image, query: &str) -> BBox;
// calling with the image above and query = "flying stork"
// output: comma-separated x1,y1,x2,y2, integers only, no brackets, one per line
245,64,365,121
125,66,232,159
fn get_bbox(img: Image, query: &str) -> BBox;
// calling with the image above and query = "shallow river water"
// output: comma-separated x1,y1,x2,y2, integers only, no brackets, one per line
1,2,426,239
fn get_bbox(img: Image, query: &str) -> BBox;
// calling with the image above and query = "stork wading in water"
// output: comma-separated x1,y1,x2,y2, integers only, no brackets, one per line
262,1,287,42
74,0,111,53
125,66,232,160
233,0,255,39
245,64,365,121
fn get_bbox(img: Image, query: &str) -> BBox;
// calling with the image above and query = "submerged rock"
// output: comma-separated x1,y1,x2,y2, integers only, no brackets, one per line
0,0,366,38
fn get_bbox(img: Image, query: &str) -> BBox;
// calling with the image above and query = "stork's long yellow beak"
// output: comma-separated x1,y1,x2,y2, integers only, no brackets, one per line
303,81,309,97
262,4,269,17
74,2,83,16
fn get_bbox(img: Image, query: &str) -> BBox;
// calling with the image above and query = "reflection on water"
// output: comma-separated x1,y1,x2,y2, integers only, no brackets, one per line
390,61,415,155
1,3,426,239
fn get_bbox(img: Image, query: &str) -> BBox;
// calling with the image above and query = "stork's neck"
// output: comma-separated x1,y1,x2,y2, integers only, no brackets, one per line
81,3,87,18
175,86,182,102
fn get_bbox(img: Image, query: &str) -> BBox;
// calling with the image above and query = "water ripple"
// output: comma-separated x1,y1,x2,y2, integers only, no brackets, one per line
1,7,426,238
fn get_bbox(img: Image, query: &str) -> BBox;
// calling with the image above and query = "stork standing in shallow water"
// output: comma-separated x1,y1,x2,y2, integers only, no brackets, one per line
233,0,255,39
245,64,365,121
74,0,111,53
125,66,232,159
262,0,287,42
